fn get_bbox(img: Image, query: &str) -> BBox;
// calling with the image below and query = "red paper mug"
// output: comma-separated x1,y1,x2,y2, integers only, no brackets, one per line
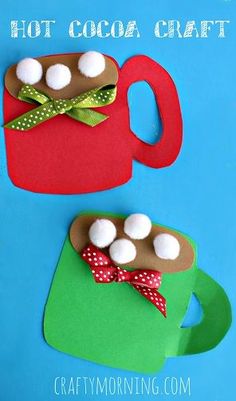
4,53,183,194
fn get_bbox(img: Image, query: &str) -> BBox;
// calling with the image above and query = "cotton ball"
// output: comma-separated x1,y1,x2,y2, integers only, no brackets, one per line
78,51,105,78
109,239,136,264
89,219,117,248
124,213,152,240
46,64,71,90
16,58,43,85
153,233,180,260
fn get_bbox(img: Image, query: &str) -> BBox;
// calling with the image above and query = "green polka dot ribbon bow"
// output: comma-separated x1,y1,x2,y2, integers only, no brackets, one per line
4,84,117,131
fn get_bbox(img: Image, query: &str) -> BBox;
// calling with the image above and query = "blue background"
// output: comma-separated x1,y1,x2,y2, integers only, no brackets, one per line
0,0,235,400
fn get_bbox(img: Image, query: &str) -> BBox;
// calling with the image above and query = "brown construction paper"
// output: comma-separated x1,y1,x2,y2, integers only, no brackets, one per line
5,53,118,100
70,214,195,273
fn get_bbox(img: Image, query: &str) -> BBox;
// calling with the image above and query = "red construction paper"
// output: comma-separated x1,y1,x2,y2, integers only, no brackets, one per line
4,54,183,194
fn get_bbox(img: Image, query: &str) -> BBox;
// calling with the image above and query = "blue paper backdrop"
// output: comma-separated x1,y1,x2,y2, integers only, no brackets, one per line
0,1,235,400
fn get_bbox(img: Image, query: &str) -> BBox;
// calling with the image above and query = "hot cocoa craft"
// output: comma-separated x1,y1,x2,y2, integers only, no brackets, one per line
4,51,183,194
70,213,196,317
44,212,231,373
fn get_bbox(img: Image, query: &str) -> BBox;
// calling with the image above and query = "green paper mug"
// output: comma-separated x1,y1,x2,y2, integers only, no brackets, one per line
44,213,232,373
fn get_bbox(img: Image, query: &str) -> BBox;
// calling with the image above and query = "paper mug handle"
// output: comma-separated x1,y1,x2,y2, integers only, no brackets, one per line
168,269,232,357
120,55,183,168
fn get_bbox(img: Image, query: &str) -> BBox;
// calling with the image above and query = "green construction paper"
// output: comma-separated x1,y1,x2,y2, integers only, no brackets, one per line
44,213,232,373
172,269,232,357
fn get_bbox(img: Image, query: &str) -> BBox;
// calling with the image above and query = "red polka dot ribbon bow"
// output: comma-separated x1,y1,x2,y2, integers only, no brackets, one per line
81,244,166,317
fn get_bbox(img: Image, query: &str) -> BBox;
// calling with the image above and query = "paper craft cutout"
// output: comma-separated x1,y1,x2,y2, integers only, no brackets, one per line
70,214,195,273
5,54,118,99
4,53,183,194
44,212,232,373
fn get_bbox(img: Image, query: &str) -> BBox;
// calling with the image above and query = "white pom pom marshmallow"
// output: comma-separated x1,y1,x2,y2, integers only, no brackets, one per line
109,239,136,264
45,64,71,90
89,219,117,248
16,58,43,85
78,51,105,78
124,213,152,240
153,233,180,260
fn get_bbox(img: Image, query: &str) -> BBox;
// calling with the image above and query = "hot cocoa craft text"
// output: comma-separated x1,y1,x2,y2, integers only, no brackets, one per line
10,19,230,39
